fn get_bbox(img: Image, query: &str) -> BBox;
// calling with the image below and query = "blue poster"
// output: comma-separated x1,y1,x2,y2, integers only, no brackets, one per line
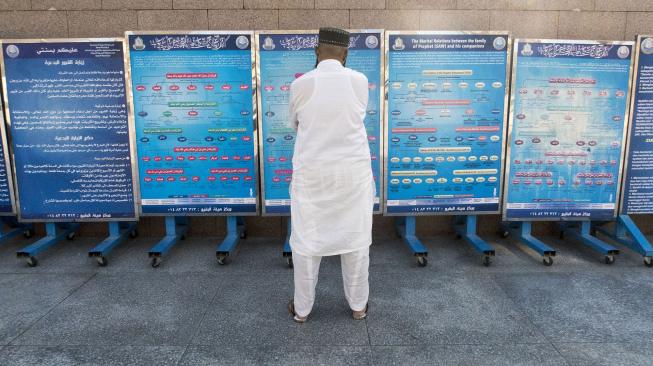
127,32,258,215
504,40,634,220
257,31,383,215
385,32,510,215
0,111,15,214
622,36,653,214
1,40,136,221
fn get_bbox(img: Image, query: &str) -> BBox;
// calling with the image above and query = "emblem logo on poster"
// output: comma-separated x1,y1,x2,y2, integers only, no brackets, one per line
617,45,630,59
493,37,506,50
5,45,19,58
392,37,405,51
365,35,379,49
132,37,145,50
641,38,653,55
236,36,249,49
262,36,275,50
521,43,533,56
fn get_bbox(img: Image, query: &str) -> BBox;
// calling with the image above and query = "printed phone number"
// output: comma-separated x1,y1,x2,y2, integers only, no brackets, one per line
165,207,233,213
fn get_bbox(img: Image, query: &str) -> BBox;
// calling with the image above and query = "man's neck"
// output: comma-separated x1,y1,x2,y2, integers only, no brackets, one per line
317,59,344,69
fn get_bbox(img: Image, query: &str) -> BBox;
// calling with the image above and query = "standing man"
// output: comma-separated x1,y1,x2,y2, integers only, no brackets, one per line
287,27,375,323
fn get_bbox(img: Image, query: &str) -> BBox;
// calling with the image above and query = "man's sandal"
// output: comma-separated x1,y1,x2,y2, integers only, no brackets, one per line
287,300,308,323
352,303,369,320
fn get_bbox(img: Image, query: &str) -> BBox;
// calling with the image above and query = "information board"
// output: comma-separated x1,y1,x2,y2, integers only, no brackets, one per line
504,39,634,221
622,35,653,214
0,39,137,222
256,30,384,215
384,32,511,215
0,110,16,215
126,32,258,215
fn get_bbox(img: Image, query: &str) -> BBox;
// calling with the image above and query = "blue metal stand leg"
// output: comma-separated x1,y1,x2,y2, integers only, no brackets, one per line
17,222,80,267
148,216,188,268
0,217,33,245
563,221,619,264
395,216,428,267
453,215,495,266
503,221,556,266
282,218,292,268
88,221,138,266
594,215,653,266
216,216,246,265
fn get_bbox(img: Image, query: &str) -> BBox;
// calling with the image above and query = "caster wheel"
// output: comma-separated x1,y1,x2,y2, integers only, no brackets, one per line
542,257,553,266
180,234,186,240
645,257,653,267
558,231,565,240
483,256,492,267
286,256,293,268
96,256,108,267
26,256,38,267
416,256,427,267
217,255,229,265
23,229,33,238
129,229,138,238
66,232,76,240
239,230,247,239
498,230,509,238
604,255,615,265
151,257,161,268
455,234,462,240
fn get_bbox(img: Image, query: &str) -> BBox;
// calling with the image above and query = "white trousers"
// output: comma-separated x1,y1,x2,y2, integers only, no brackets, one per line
293,246,369,317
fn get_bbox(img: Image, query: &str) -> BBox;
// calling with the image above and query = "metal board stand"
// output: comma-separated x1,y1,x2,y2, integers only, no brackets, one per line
88,221,138,266
395,216,428,266
16,222,80,267
560,221,619,264
501,221,556,266
0,216,33,245
282,218,292,268
453,215,495,266
148,216,188,268
593,215,652,266
216,216,246,265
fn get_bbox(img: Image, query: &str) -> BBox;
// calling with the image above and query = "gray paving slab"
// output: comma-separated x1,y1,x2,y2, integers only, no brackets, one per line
604,269,653,288
371,344,568,366
10,272,219,346
365,272,548,346
0,273,93,345
62,272,219,306
192,308,370,346
179,345,373,366
192,273,370,346
206,270,361,314
10,302,207,346
493,272,653,343
555,342,653,366
0,345,184,366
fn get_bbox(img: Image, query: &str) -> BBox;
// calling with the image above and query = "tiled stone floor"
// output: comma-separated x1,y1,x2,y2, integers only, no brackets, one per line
0,229,651,365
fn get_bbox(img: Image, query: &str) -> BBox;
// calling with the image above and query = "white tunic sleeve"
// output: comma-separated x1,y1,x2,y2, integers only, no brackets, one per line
288,85,299,131
350,72,369,110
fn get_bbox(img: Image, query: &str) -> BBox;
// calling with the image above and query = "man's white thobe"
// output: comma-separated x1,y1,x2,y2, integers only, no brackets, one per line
288,59,374,317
